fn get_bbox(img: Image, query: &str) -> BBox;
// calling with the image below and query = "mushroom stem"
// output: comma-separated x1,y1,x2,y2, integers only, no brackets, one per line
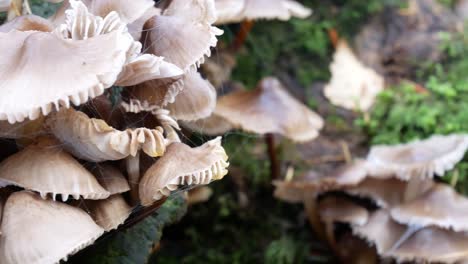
8,0,22,20
303,193,327,242
327,28,339,48
231,20,255,52
126,152,141,205
339,140,352,164
22,0,32,15
265,133,280,180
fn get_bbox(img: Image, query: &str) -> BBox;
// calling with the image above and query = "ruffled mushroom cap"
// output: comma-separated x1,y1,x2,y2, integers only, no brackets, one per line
352,210,406,255
90,164,130,195
324,41,384,112
165,71,217,121
0,138,110,201
141,0,223,72
214,0,245,24
46,108,166,162
181,114,234,135
273,160,368,203
0,14,54,32
390,183,468,232
344,177,407,208
84,194,132,231
0,191,104,264
366,134,468,180
239,0,312,22
318,196,369,226
139,137,229,206
387,227,468,263
0,1,137,124
215,77,324,142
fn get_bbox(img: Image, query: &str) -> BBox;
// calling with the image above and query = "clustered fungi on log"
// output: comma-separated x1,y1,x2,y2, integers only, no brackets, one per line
0,0,236,263
274,134,468,263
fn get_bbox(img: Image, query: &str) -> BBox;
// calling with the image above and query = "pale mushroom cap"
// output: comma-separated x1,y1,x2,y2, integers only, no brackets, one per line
142,0,223,72
0,138,110,201
391,183,468,232
46,108,166,162
388,227,468,263
318,196,369,226
0,15,54,32
352,209,406,255
240,0,312,21
139,137,229,206
181,113,234,135
166,71,217,121
0,1,137,124
84,194,132,231
0,117,45,139
324,41,384,112
274,161,368,203
0,191,104,264
214,0,245,24
366,134,468,180
90,164,131,195
344,177,407,208
127,6,161,40
215,77,324,142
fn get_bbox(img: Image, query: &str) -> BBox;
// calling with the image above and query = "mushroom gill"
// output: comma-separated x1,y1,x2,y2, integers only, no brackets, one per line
46,108,167,162
0,191,104,264
90,164,131,195
0,138,110,201
139,137,229,206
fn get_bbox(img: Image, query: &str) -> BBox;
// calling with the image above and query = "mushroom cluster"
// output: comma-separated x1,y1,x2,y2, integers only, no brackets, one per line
0,0,230,263
274,134,468,263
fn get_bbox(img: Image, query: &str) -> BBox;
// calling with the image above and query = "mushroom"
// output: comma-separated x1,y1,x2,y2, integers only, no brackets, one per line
139,137,229,206
387,227,468,263
366,134,468,180
83,194,133,231
0,116,46,139
344,177,408,208
207,77,324,142
141,0,223,72
0,0,182,124
46,108,167,162
0,138,110,201
390,183,468,232
0,191,104,264
187,186,213,205
90,164,131,195
160,71,217,121
273,160,368,202
181,114,234,136
214,0,311,25
318,196,369,226
323,41,384,112
352,210,406,255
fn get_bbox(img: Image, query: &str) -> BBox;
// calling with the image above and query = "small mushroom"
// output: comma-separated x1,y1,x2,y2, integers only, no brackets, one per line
212,77,324,142
141,0,223,72
240,0,312,21
273,160,368,202
0,138,110,201
0,191,104,264
90,164,131,195
352,210,406,255
181,114,234,135
366,134,468,180
46,108,167,162
164,71,217,121
83,194,132,231
318,196,369,226
390,183,468,232
324,41,384,112
139,137,229,206
344,177,408,208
